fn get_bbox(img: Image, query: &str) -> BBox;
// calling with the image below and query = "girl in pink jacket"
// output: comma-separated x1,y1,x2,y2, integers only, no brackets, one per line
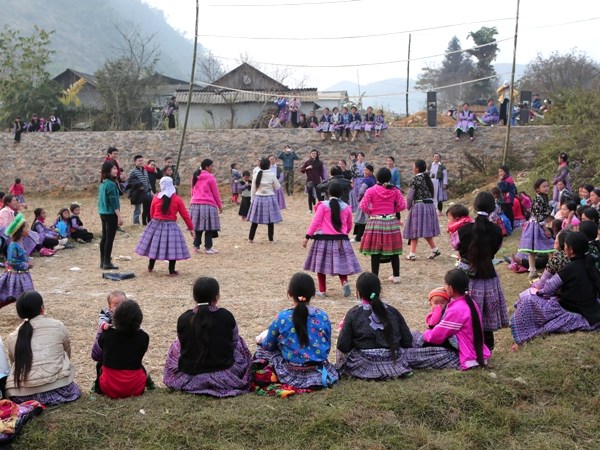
303,183,362,297
423,269,491,370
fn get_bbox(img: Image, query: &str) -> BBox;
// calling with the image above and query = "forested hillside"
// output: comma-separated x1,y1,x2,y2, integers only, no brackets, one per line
0,0,198,79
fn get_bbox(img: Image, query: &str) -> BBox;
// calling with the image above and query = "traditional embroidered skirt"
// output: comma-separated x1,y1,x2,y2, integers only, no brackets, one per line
247,196,282,224
135,219,190,261
231,180,242,195
23,231,40,256
403,202,440,239
469,275,509,331
303,238,361,276
0,271,34,308
404,332,461,370
189,203,221,231
518,220,555,253
360,215,403,256
238,196,251,217
98,366,146,399
336,348,412,380
163,337,252,397
353,207,368,225
275,187,286,210
349,189,358,212
10,382,81,406
510,291,600,345
252,348,339,389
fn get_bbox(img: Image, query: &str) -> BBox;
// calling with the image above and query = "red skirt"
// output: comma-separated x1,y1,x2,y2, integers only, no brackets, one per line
98,366,146,399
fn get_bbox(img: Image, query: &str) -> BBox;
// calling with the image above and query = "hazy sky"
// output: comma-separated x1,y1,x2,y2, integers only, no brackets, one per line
142,0,600,93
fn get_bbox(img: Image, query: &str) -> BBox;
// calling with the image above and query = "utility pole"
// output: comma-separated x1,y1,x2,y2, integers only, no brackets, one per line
503,0,521,165
406,33,411,117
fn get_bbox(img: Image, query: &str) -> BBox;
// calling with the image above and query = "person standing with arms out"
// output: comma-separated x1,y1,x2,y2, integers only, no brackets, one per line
403,160,441,261
429,153,448,214
98,161,123,270
278,145,299,196
127,155,153,226
189,159,222,255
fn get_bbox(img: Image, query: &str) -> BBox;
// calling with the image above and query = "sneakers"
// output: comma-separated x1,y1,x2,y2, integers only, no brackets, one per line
316,291,327,298
39,247,55,257
205,248,219,254
342,282,351,298
528,271,539,279
388,276,401,284
53,245,65,251
406,254,416,261
58,238,68,246
427,249,442,260
193,247,202,253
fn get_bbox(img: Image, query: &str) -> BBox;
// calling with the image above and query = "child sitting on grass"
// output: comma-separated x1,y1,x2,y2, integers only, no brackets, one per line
68,203,94,243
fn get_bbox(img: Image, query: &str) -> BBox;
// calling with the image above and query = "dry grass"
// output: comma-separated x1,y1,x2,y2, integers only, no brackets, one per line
4,190,600,449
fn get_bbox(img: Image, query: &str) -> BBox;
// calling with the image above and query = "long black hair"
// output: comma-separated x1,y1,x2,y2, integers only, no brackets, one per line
566,232,600,292
161,195,172,215
533,178,548,201
415,159,434,197
444,269,486,367
468,192,498,278
254,157,271,190
288,272,316,347
328,183,343,232
187,277,220,367
356,272,396,359
112,300,143,335
14,291,44,388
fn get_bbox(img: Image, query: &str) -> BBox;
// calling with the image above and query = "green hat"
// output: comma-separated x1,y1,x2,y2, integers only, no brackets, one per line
6,213,25,236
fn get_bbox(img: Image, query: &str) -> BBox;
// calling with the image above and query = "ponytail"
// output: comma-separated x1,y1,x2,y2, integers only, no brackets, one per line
254,170,263,190
288,272,316,347
329,198,342,232
188,277,219,367
463,293,486,367
424,172,434,198
161,195,172,215
192,168,202,187
14,291,44,388
292,302,309,347
370,292,396,360
468,192,497,278
255,157,271,190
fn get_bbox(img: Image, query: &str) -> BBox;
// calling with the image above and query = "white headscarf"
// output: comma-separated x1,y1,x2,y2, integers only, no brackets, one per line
158,176,176,199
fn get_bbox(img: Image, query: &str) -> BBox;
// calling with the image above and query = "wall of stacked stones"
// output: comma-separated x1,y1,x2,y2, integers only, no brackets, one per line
1,127,553,194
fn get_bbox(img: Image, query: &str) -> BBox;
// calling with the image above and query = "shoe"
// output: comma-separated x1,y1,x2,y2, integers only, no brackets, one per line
169,271,180,277
148,267,153,273
193,247,202,253
316,291,327,298
406,254,416,261
503,256,512,264
342,282,351,298
388,276,401,284
117,227,126,233
39,247,55,257
58,238,68,246
427,249,442,260
205,248,218,254
63,243,75,249
455,137,460,141
470,137,475,141
528,271,539,279
52,245,65,251
350,238,357,243
77,238,86,244
248,239,254,244
102,263,119,270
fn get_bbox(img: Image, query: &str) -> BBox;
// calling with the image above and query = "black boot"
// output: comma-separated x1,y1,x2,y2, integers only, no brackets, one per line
102,259,119,270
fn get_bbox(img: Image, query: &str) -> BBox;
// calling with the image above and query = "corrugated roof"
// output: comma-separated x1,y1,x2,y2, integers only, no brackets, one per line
175,89,319,105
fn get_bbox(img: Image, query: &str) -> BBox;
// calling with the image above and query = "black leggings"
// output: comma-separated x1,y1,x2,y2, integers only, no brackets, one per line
501,202,515,227
148,259,177,274
249,223,274,241
354,223,366,242
41,237,59,249
307,186,317,212
371,254,400,277
99,214,118,265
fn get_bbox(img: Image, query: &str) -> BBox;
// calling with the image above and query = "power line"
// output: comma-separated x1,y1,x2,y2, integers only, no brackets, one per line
207,0,362,6
197,17,514,41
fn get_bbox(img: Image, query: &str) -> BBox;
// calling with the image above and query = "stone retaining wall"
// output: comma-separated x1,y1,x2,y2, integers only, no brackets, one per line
1,126,555,193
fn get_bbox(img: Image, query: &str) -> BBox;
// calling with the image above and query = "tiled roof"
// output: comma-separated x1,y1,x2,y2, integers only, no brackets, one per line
175,88,319,105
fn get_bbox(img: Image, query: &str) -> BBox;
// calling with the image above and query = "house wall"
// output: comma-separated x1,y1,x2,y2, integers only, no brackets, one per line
0,126,554,194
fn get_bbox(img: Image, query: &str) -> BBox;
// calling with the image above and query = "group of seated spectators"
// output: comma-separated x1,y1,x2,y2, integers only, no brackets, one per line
13,113,61,143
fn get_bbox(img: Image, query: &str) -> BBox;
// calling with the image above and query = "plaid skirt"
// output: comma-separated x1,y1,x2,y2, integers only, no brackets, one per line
518,221,555,253
303,238,362,276
403,202,440,239
189,203,221,231
10,382,81,406
360,216,403,256
247,196,282,224
510,291,600,345
0,272,34,308
23,231,40,256
336,348,412,380
253,348,339,389
404,332,461,370
469,275,509,331
135,220,190,261
275,188,286,210
163,336,252,397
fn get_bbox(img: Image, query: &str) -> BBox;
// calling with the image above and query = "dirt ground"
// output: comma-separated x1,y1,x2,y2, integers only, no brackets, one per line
0,190,517,388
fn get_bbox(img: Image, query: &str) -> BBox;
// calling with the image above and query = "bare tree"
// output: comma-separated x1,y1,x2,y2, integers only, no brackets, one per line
196,49,226,84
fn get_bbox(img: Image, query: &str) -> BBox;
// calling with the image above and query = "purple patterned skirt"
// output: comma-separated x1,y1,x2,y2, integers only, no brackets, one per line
518,220,555,253
275,187,286,210
403,202,440,239
404,332,461,370
135,219,190,261
247,196,282,224
253,348,339,389
469,274,509,331
23,231,40,256
510,291,600,344
163,337,252,397
303,238,361,276
349,190,358,212
189,203,221,231
336,348,412,380
10,382,81,406
0,271,34,308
